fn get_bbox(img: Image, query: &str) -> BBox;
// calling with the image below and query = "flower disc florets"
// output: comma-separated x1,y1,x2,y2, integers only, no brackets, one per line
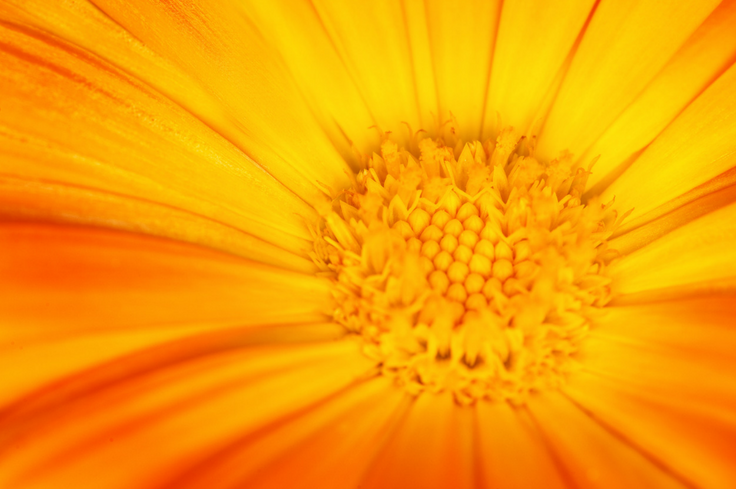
312,125,626,404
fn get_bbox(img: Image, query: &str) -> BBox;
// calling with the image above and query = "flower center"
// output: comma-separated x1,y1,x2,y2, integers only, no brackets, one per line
312,126,625,404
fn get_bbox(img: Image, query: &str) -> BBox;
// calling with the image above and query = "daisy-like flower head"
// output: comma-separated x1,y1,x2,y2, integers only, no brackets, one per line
2,0,736,488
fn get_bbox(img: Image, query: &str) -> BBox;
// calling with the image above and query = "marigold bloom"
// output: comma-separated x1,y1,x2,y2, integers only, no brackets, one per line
1,0,736,488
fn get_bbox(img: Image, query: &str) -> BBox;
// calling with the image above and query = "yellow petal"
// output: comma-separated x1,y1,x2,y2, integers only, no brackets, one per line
610,172,736,255
0,339,373,489
308,0,434,133
400,0,439,133
90,0,350,198
612,201,736,298
0,0,239,161
603,62,736,221
421,0,501,140
0,175,314,271
0,21,317,252
0,223,331,335
237,0,377,160
584,0,736,192
528,392,689,489
536,0,719,161
476,401,568,489
484,0,596,137
360,392,475,489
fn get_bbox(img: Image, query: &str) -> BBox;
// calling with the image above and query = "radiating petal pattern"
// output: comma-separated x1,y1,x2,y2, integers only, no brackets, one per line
612,201,736,298
566,295,736,488
89,0,351,201
0,337,372,489
529,392,688,489
307,0,434,134
360,392,475,489
420,0,501,141
476,402,569,489
0,175,313,270
604,62,736,222
0,20,317,255
583,0,736,192
2,0,736,487
483,0,596,138
537,0,719,160
0,223,330,333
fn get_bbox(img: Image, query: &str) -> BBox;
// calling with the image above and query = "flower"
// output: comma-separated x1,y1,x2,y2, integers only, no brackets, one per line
2,0,736,487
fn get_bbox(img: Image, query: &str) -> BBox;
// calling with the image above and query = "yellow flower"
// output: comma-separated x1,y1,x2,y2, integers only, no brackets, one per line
2,0,736,488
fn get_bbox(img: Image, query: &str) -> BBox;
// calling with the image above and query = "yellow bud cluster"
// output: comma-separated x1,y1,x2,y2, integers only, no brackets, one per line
312,126,625,404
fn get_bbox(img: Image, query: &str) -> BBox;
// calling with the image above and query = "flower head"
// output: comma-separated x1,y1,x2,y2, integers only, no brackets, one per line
2,0,736,488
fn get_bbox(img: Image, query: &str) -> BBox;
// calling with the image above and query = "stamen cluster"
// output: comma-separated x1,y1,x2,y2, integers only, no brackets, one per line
312,126,625,404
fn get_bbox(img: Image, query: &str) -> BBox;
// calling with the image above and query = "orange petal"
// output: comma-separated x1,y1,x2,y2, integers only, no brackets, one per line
528,392,688,489
589,295,736,358
586,296,736,391
566,371,736,489
537,0,719,161
0,223,331,333
584,0,736,192
567,295,736,488
475,401,568,489
0,20,318,252
0,338,373,489
360,392,476,489
172,377,405,489
0,175,314,271
0,223,335,402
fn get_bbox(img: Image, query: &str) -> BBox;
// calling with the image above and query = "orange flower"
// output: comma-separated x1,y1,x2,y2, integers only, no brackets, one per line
2,0,736,488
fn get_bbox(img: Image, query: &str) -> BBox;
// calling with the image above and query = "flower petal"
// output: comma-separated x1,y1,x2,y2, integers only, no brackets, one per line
566,295,736,489
603,62,736,222
609,170,736,255
162,377,405,489
483,0,596,137
422,0,501,140
528,392,689,489
235,0,377,160
0,175,314,271
612,201,736,298
588,296,736,370
360,392,476,489
88,0,351,199
246,381,407,489
583,0,736,192
536,0,719,161
307,0,436,132
0,338,372,489
476,402,568,489
0,223,330,334
0,20,318,253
